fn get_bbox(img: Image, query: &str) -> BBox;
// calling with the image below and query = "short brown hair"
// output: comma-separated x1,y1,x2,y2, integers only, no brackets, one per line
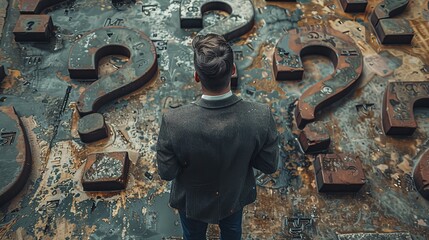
192,34,234,92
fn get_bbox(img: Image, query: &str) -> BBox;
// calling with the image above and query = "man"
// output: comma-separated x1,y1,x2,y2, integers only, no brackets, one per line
156,34,279,240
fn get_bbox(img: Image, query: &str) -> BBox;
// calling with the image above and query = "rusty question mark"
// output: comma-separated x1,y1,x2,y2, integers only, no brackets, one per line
273,25,363,131
68,26,158,143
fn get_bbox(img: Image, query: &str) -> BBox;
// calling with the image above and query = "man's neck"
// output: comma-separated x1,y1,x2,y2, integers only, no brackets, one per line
202,87,231,96
201,87,233,101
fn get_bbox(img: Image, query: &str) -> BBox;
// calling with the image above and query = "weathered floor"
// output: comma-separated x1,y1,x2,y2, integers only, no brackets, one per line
0,0,429,239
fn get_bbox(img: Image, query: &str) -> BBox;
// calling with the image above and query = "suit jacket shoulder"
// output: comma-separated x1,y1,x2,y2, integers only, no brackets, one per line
162,103,198,124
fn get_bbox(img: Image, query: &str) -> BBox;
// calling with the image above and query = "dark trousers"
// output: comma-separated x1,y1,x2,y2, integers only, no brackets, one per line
179,209,243,240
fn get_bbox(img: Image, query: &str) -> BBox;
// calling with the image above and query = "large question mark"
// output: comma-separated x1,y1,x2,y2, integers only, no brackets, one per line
68,26,158,143
0,106,32,206
273,26,365,192
370,0,414,44
273,25,363,130
382,81,429,135
180,0,254,88
13,0,69,42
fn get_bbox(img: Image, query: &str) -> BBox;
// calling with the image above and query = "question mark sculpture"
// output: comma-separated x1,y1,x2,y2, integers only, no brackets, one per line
0,106,32,206
68,26,158,143
273,26,365,192
273,25,363,131
370,0,414,44
13,0,69,42
180,0,255,88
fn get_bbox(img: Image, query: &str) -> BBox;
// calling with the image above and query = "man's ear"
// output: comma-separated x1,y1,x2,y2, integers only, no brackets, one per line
231,64,236,76
194,72,200,83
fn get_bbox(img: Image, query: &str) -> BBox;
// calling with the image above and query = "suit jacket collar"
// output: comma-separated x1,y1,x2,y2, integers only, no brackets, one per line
193,94,242,109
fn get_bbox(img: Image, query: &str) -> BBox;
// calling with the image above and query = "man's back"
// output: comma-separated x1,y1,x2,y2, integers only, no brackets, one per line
157,33,279,239
157,94,279,223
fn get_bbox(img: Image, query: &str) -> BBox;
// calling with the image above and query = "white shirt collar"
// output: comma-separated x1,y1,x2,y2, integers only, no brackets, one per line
201,91,233,101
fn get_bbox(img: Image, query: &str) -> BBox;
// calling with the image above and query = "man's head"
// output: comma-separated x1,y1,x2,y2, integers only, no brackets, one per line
192,34,235,93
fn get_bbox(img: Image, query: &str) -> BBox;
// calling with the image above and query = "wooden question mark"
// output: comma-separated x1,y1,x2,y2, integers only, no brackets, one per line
0,106,32,206
68,26,158,143
273,26,365,192
273,25,363,130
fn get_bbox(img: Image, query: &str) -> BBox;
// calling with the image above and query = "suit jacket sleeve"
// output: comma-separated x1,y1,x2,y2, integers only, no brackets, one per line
156,114,181,181
251,108,279,174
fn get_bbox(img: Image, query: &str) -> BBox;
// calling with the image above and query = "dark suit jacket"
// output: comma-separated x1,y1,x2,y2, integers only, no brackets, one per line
156,94,279,224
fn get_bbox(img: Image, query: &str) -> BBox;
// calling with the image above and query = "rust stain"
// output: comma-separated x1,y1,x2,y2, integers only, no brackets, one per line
0,70,22,90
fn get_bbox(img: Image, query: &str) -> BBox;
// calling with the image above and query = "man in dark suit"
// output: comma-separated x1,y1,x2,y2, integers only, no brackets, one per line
156,34,279,240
